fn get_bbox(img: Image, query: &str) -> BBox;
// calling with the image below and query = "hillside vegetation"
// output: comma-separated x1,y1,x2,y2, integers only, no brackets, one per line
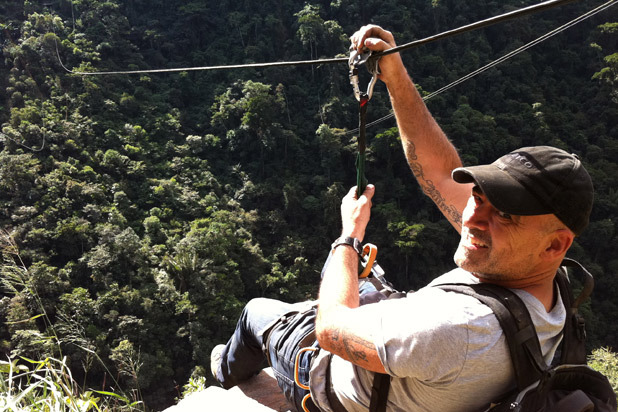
1,0,617,409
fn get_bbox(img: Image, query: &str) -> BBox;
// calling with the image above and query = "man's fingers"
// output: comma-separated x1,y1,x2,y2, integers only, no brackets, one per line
363,37,389,52
346,184,375,201
347,186,359,198
350,25,395,52
360,184,375,202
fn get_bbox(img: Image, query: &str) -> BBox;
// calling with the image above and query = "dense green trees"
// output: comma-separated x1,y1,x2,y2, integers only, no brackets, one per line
1,0,617,409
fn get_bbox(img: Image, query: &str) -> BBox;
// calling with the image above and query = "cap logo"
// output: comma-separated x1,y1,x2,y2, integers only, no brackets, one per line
506,153,534,169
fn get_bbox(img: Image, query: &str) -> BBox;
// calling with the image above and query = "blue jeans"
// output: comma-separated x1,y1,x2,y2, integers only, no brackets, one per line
214,298,319,411
214,280,380,411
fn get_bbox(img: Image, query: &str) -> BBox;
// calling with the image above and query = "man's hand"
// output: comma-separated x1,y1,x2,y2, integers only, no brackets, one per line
340,184,375,241
349,25,408,88
316,183,386,374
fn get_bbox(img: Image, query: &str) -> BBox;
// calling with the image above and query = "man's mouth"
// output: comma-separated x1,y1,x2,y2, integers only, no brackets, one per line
469,237,488,248
464,229,490,249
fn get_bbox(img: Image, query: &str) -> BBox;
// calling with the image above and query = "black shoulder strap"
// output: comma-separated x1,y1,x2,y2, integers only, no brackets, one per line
367,282,545,410
439,258,595,386
367,259,594,409
438,283,546,390
369,372,390,412
556,258,594,365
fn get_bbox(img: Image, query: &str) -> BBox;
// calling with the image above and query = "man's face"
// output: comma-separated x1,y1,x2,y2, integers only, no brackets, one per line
454,187,556,282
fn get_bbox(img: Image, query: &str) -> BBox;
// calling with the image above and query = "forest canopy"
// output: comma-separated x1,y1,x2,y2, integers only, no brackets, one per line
1,0,617,409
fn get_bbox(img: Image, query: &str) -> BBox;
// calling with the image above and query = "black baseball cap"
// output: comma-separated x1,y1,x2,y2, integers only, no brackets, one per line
452,146,593,235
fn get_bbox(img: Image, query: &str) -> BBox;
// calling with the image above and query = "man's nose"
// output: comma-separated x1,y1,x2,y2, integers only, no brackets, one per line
464,203,490,231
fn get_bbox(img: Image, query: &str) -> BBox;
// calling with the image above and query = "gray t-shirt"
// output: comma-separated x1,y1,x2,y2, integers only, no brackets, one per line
309,268,566,412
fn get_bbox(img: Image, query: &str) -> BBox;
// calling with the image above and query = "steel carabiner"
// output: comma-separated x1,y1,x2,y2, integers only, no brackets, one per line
349,48,380,101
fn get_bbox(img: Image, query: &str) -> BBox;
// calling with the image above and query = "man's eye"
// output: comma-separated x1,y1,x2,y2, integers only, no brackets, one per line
497,211,512,220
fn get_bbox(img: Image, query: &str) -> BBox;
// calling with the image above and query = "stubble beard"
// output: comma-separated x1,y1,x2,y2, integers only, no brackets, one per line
454,230,537,282
454,228,508,281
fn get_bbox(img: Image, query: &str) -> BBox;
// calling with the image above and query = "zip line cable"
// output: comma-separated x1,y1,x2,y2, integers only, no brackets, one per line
54,52,348,76
53,0,587,76
350,0,618,135
5,0,610,152
0,129,46,152
373,0,580,59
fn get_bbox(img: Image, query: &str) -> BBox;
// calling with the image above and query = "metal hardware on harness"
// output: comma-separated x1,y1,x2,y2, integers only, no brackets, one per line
294,346,318,390
348,48,380,102
301,393,313,412
294,346,319,412
359,243,378,279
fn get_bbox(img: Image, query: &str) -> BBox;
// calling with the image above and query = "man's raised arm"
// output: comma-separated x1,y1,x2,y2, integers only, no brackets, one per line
351,25,471,232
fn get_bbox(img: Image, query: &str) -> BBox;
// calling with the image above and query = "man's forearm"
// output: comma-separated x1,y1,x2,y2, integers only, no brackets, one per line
386,71,461,190
316,186,369,328
317,246,360,312
315,245,386,373
315,246,362,360
385,71,466,229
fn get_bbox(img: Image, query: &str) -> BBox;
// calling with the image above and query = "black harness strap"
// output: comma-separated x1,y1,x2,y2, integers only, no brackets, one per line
369,372,391,412
366,267,582,410
438,283,546,389
556,259,593,365
325,355,349,412
356,94,369,198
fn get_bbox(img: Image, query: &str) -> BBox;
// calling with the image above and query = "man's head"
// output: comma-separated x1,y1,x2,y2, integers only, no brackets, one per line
451,146,593,286
452,146,593,236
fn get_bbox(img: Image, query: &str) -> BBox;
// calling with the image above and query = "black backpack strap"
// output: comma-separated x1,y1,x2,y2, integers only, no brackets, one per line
369,372,391,412
366,282,549,408
365,260,595,410
438,283,547,390
556,258,594,365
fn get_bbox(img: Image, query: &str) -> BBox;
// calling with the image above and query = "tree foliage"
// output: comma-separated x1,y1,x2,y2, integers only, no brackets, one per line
0,0,617,409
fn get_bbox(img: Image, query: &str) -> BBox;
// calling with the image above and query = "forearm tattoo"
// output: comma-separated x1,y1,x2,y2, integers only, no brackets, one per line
331,328,374,366
404,140,462,227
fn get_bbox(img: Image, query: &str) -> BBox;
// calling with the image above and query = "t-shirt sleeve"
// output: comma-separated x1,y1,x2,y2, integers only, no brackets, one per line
373,288,478,382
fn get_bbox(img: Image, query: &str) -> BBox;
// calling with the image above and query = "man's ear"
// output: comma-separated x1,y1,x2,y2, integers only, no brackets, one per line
542,229,574,260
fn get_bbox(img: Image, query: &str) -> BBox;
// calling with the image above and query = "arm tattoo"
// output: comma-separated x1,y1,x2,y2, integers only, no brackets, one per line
404,140,462,227
331,327,374,366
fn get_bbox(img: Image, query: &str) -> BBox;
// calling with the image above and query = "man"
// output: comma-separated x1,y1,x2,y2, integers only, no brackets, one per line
210,25,594,411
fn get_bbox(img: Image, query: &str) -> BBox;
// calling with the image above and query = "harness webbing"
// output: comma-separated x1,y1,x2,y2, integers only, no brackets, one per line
356,95,369,198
